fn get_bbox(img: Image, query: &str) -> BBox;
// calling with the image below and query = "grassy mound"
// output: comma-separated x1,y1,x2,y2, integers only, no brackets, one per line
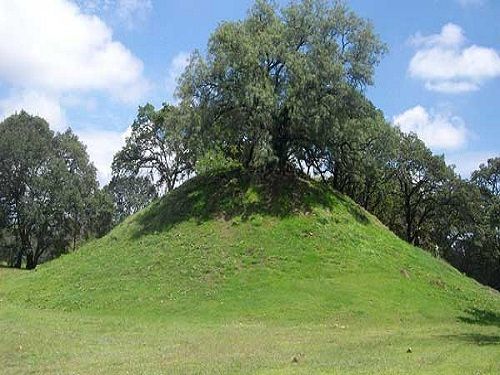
1,169,499,374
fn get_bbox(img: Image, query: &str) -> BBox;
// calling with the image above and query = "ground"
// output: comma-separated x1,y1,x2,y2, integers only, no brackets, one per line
1,171,499,374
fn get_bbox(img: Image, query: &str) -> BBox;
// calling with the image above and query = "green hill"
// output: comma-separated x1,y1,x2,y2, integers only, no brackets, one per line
1,170,499,374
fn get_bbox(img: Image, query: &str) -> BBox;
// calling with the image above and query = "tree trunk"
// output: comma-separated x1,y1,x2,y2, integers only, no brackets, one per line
271,110,290,173
405,199,413,244
272,134,288,173
333,161,341,191
403,181,415,244
13,250,22,269
26,252,37,270
414,233,420,247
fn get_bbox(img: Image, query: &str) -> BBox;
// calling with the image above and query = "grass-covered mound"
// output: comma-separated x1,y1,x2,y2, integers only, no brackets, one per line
1,169,499,374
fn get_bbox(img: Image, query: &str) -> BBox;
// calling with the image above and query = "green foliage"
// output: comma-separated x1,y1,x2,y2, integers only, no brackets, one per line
53,129,100,251
443,158,500,289
112,103,195,192
473,157,500,197
87,189,115,238
387,132,455,246
0,112,106,269
195,148,241,175
178,0,386,170
105,175,158,224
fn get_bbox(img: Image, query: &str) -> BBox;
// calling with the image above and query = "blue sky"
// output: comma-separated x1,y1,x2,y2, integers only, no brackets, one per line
0,0,498,183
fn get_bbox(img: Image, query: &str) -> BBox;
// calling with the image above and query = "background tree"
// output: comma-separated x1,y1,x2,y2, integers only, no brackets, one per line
105,175,158,224
87,189,115,239
387,132,455,246
54,129,100,251
472,157,500,196
112,103,194,193
465,158,500,288
0,112,107,269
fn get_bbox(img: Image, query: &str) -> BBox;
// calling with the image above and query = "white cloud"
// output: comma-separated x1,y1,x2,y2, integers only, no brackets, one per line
410,23,465,48
393,105,468,150
77,128,130,185
165,52,191,104
409,23,500,93
0,0,149,101
0,90,67,131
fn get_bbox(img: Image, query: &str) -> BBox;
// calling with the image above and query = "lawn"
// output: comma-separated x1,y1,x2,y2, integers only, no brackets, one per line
1,172,499,374
1,286,499,374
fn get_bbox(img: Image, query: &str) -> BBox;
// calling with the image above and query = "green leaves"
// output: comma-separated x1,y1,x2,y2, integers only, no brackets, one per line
177,0,386,170
0,112,105,268
472,157,500,197
105,175,157,224
112,104,194,193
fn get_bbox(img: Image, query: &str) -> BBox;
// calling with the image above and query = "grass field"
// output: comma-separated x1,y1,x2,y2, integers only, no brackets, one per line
1,170,499,374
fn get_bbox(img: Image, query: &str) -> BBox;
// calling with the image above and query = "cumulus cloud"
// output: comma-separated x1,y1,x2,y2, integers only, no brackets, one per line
410,23,466,48
165,52,191,104
408,23,500,93
0,90,67,131
0,0,148,101
393,105,468,150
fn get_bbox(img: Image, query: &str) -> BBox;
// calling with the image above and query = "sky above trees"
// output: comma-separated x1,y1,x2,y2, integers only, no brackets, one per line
0,0,498,183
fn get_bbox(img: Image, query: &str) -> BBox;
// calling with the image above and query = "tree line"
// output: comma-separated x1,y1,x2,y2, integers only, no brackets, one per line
1,0,498,289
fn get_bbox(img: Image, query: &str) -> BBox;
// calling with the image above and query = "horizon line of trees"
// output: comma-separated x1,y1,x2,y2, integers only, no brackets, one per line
1,0,498,290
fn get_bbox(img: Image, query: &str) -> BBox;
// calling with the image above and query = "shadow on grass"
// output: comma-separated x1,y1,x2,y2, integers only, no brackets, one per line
132,168,369,238
458,308,500,328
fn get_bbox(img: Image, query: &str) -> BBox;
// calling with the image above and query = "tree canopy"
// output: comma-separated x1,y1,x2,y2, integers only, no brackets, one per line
177,0,386,170
112,104,194,193
0,112,111,269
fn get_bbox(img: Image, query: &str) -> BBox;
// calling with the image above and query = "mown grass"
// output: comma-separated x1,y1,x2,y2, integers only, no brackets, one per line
1,169,499,374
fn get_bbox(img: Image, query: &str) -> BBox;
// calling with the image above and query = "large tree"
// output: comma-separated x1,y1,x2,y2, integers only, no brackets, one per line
0,112,104,269
467,158,500,288
388,133,455,246
0,112,55,268
53,129,101,251
177,0,386,170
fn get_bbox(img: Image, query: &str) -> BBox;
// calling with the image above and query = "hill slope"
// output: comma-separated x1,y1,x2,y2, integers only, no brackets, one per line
1,169,499,374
